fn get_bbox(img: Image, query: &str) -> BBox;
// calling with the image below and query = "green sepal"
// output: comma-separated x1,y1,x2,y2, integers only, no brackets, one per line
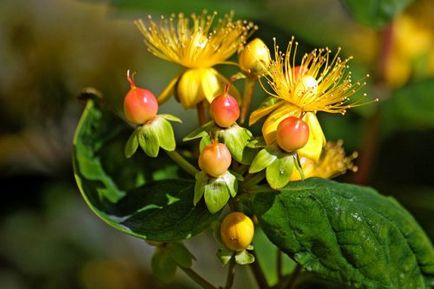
134,115,178,158
265,154,295,190
217,248,234,265
194,171,207,206
160,113,182,123
153,117,176,151
217,124,253,164
124,128,139,158
247,136,266,149
167,242,195,268
235,249,255,265
199,133,212,152
194,171,238,213
183,121,215,142
204,179,231,214
249,145,280,174
151,247,177,282
139,123,160,157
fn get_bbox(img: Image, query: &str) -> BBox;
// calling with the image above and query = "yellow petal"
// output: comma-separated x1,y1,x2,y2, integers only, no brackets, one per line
289,157,316,181
177,68,224,108
262,104,300,144
158,74,180,105
249,100,284,126
297,112,326,161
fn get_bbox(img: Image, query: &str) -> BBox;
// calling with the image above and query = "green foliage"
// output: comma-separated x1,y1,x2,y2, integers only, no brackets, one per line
250,178,434,289
382,78,434,134
73,100,217,241
194,171,238,213
341,0,413,28
217,124,253,164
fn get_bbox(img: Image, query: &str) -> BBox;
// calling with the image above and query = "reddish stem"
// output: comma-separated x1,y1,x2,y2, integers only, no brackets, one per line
353,23,394,185
197,101,207,126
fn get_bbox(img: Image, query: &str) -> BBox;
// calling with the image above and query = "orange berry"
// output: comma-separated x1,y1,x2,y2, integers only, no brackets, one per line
276,116,309,152
198,142,232,177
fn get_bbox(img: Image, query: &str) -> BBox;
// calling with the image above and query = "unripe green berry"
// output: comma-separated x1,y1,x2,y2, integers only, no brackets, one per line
198,142,232,177
210,93,240,128
123,72,158,125
220,212,254,251
276,116,309,152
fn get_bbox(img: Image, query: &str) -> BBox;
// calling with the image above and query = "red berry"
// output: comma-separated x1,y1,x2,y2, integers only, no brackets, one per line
276,116,309,152
199,142,232,177
123,71,158,125
210,93,240,128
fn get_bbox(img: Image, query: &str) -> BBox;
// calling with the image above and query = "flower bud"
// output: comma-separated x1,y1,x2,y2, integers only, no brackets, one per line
198,141,232,177
220,212,254,251
239,38,271,76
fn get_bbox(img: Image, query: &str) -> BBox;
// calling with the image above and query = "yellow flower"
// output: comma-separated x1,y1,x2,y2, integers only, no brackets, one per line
135,12,255,108
290,140,358,180
250,37,369,160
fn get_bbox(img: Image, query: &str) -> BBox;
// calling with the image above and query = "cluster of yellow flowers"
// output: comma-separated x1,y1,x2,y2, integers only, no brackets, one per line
136,11,366,180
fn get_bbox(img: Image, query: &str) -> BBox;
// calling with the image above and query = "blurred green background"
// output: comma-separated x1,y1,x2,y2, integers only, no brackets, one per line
1,0,433,288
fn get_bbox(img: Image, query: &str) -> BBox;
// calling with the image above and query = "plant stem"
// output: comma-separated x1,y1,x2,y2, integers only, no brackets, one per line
353,23,394,185
242,172,266,189
166,150,199,176
224,258,236,289
180,267,218,289
284,264,302,289
249,250,269,289
240,78,256,124
197,101,207,126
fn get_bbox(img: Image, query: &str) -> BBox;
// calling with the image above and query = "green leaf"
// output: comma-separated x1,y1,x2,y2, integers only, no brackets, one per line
341,0,413,28
382,78,434,135
249,145,280,174
152,248,177,282
250,178,434,289
217,124,253,164
167,242,194,268
235,250,255,265
139,124,160,157
73,100,217,241
124,128,139,158
199,133,212,152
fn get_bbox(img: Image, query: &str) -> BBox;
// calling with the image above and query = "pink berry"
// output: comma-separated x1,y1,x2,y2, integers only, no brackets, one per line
210,93,240,128
199,142,232,177
123,71,158,125
276,116,309,152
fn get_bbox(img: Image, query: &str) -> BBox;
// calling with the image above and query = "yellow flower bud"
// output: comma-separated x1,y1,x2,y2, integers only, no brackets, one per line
220,212,254,251
176,68,224,108
239,38,271,76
